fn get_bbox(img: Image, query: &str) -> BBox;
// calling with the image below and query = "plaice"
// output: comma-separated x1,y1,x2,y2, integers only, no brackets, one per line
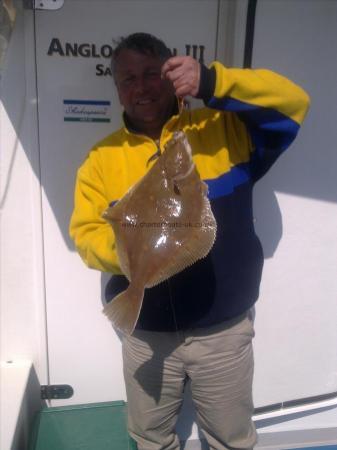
102,130,217,335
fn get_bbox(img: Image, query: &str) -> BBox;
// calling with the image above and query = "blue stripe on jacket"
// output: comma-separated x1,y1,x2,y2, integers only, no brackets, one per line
208,96,301,182
208,96,300,150
205,163,251,199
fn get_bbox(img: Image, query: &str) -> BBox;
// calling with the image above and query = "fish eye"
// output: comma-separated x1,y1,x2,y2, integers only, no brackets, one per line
173,182,181,195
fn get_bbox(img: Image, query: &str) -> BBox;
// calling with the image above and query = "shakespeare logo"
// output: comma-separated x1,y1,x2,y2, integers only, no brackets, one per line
63,100,111,122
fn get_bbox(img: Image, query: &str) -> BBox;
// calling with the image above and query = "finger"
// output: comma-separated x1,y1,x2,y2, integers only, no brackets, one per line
174,72,199,95
175,83,194,98
164,67,185,83
175,80,199,98
172,75,187,91
165,62,199,84
162,56,187,72
161,56,189,78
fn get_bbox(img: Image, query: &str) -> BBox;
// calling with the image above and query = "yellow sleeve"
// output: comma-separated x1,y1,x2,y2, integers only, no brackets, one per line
210,61,310,125
206,62,310,180
69,148,122,274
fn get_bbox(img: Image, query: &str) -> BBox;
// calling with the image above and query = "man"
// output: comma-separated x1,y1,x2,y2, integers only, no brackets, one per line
69,33,310,450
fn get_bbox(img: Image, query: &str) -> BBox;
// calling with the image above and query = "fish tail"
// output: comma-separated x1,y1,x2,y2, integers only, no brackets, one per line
102,284,144,335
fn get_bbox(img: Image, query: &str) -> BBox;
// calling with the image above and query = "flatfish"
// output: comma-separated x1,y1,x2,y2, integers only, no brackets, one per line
102,131,216,334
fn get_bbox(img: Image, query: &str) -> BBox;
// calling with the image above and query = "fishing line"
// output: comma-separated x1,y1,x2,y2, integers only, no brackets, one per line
167,278,180,335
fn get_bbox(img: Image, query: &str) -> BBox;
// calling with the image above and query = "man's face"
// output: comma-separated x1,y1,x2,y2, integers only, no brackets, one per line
113,49,175,136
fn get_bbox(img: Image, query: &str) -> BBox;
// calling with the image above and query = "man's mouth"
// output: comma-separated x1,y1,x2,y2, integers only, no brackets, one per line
136,99,155,105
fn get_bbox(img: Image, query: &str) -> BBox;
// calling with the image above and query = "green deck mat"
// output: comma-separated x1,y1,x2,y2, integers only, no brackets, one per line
29,400,137,450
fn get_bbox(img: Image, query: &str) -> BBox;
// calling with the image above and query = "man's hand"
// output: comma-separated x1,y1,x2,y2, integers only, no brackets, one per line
161,56,201,98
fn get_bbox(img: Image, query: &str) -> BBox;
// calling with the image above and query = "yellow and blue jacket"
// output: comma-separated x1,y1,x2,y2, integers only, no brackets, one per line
69,61,310,331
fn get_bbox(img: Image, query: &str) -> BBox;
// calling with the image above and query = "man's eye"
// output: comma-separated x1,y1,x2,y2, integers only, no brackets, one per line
146,71,160,79
124,77,133,83
120,76,134,86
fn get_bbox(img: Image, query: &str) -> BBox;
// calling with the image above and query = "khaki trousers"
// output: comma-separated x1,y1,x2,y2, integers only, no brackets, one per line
122,312,257,450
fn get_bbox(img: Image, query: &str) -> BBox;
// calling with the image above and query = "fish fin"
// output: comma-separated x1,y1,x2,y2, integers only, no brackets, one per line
148,219,217,288
103,284,144,335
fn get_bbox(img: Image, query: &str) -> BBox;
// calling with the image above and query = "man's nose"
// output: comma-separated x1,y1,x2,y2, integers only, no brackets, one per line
134,76,148,94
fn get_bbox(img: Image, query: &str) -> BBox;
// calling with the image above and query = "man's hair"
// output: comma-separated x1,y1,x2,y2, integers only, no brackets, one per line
111,32,172,74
